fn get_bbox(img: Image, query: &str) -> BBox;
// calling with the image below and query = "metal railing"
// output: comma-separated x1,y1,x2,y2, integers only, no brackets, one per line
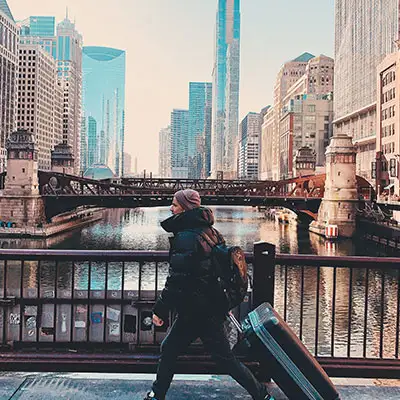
1,244,400,378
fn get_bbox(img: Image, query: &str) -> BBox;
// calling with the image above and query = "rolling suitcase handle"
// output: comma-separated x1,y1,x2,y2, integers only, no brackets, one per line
228,311,243,334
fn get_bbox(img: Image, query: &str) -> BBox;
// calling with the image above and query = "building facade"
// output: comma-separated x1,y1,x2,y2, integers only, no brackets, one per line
271,52,315,180
260,53,334,180
158,126,171,178
82,46,126,176
0,1,18,171
123,152,132,176
334,0,400,185
238,112,262,179
376,51,399,197
17,44,63,170
211,0,240,179
279,94,333,179
260,106,274,180
18,16,57,59
188,82,212,179
56,16,83,175
171,109,189,178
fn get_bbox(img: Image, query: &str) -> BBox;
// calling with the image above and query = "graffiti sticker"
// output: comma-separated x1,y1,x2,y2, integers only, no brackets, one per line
9,313,20,325
91,312,103,324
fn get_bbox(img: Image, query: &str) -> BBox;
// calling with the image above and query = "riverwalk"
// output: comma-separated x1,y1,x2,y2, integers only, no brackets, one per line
1,372,400,399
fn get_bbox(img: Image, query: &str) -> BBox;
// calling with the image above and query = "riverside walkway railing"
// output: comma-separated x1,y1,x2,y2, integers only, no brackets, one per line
0,243,400,378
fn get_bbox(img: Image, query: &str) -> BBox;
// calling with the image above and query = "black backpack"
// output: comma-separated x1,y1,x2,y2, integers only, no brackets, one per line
199,229,249,312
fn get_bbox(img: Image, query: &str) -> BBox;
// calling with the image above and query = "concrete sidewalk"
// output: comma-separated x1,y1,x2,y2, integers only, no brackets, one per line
1,372,400,399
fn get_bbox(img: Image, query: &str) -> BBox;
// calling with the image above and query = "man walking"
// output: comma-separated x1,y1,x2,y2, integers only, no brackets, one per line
144,189,274,400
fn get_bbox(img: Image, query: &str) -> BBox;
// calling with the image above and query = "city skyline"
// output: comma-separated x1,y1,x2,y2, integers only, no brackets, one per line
7,0,334,174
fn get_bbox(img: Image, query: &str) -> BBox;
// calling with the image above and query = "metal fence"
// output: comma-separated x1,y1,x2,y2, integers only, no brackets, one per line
1,244,400,378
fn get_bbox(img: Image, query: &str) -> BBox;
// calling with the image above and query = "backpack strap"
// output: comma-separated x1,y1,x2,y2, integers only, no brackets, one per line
187,228,223,250
197,230,215,250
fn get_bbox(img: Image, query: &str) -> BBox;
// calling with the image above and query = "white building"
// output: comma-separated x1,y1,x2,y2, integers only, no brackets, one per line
238,112,262,179
334,0,400,184
376,51,399,197
0,1,18,171
17,44,63,170
159,126,171,178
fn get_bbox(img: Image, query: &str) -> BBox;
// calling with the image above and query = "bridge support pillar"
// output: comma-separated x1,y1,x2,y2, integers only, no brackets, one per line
0,129,46,229
309,134,358,238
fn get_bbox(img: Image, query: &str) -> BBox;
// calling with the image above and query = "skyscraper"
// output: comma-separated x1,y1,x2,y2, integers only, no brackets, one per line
171,109,189,178
19,16,57,59
334,0,400,181
188,82,212,178
159,126,172,178
238,112,262,180
0,0,18,171
211,0,241,179
17,44,63,170
82,46,126,176
57,16,83,175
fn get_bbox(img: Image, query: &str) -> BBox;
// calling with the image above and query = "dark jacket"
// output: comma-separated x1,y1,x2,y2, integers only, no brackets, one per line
153,207,225,321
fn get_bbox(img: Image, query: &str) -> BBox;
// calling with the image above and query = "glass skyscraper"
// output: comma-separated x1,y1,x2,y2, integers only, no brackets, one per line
171,109,189,178
19,16,57,59
188,82,212,178
82,46,126,176
211,0,241,179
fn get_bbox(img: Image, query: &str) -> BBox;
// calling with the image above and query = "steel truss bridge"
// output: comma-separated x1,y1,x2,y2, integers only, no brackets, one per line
0,171,374,220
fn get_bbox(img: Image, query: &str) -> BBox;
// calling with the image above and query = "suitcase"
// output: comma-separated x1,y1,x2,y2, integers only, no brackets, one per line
229,302,340,400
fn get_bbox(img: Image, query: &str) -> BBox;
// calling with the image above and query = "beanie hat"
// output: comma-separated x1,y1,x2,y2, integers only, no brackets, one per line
174,189,201,211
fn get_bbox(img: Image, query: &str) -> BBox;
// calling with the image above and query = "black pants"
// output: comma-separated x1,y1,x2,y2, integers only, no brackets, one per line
152,314,266,399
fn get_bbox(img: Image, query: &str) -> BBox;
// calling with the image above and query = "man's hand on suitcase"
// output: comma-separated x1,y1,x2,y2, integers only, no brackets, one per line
153,314,164,326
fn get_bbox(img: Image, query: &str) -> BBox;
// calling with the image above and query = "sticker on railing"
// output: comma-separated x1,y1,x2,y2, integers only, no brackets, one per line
109,322,120,336
9,313,20,325
75,321,86,329
91,312,103,324
108,308,120,322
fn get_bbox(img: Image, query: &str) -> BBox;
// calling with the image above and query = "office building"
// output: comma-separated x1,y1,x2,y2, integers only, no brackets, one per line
82,46,126,175
57,16,83,174
159,126,172,178
0,0,18,171
334,0,400,182
238,112,262,179
188,82,212,178
211,0,241,179
171,109,189,178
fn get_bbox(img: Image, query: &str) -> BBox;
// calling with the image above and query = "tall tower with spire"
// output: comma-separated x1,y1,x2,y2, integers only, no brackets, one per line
211,0,241,180
57,12,83,175
0,0,18,172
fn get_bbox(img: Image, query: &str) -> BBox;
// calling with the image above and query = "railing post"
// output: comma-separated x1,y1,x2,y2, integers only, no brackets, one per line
253,241,276,309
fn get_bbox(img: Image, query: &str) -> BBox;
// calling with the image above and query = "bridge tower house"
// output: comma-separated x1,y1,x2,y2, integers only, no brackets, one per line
51,143,75,175
309,133,358,238
1,129,46,227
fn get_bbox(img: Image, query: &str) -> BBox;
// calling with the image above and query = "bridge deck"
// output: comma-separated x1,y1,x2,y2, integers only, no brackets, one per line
1,372,399,399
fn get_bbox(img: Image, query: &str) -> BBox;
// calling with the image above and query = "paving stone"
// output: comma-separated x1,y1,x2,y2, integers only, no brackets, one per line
2,373,400,400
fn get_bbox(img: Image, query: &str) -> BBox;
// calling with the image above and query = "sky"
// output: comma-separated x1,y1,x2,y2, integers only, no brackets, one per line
7,0,334,175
